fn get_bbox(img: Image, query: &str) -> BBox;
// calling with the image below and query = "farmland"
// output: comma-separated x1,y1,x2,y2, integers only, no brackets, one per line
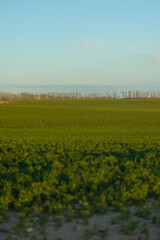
1,99,160,142
0,99,160,240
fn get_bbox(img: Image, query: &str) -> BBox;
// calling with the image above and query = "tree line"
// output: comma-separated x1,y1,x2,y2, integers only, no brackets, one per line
0,90,160,101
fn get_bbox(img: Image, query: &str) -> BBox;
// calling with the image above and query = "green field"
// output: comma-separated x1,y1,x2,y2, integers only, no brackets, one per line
1,99,160,142
0,99,160,239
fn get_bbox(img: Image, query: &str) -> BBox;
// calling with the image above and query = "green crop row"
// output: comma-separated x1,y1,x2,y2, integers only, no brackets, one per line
0,140,160,217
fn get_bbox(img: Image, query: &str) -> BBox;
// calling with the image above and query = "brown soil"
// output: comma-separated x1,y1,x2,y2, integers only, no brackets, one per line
0,201,160,240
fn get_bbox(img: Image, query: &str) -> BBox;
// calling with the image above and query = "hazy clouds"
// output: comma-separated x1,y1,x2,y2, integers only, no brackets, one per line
74,41,107,54
141,52,160,64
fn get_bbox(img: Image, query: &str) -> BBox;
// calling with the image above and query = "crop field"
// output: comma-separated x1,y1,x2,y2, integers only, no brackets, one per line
0,99,160,240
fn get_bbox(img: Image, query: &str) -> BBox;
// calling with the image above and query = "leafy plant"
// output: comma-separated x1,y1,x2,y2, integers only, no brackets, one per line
121,219,139,235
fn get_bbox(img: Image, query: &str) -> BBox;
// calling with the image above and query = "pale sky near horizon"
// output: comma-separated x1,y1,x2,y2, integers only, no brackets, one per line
0,0,160,87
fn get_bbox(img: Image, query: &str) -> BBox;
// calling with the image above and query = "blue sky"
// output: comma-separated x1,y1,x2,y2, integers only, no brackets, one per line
0,0,160,86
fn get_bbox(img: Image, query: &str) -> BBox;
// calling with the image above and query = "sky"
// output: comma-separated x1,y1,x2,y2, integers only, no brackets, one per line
0,0,160,87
